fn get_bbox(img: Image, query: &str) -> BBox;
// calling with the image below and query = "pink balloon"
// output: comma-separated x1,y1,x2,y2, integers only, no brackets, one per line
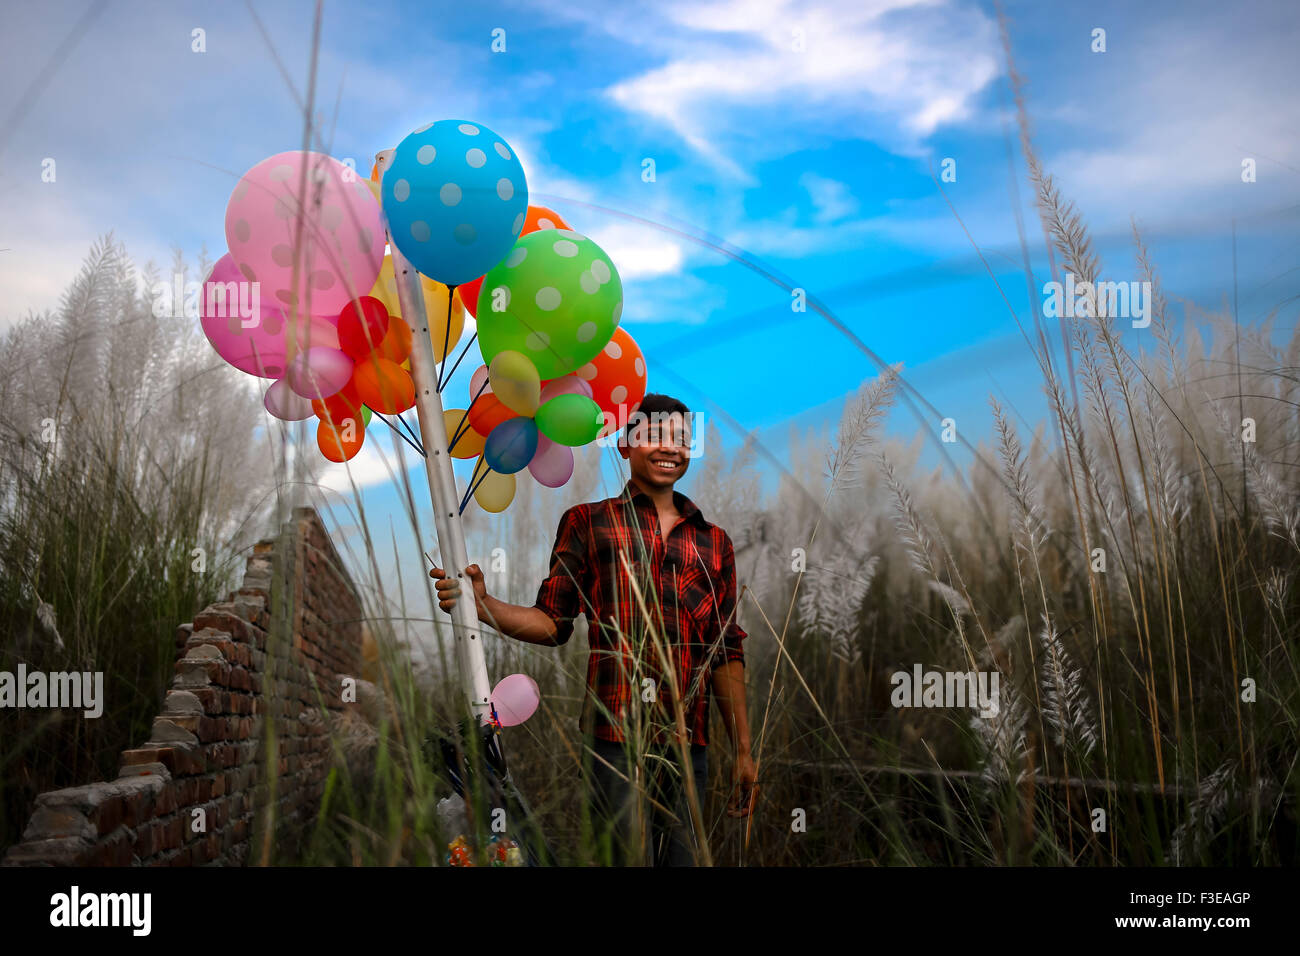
263,377,314,421
490,673,540,727
540,374,594,404
470,364,493,398
225,151,384,318
527,435,574,488
286,347,353,400
200,253,341,379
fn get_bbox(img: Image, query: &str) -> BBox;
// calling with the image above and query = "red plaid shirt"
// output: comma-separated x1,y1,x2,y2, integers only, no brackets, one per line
533,479,746,747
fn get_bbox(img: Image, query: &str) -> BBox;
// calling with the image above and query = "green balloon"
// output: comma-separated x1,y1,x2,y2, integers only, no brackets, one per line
476,229,622,379
535,393,604,447
361,405,372,427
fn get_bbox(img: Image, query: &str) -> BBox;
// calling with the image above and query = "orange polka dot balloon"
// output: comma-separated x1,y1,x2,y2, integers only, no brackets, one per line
575,327,646,434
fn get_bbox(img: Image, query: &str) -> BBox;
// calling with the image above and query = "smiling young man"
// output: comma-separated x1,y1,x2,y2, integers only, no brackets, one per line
430,393,757,866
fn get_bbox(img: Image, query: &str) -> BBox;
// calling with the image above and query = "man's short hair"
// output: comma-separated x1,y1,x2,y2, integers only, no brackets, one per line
622,393,691,446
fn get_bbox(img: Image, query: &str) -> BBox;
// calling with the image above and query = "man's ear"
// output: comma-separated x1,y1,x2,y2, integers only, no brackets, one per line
617,438,630,461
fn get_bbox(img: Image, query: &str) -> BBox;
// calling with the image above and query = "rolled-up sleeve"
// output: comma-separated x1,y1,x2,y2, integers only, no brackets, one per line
533,505,590,646
710,535,747,669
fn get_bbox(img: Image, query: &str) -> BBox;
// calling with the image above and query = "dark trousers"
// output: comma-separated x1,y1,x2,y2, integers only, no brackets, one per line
586,737,708,866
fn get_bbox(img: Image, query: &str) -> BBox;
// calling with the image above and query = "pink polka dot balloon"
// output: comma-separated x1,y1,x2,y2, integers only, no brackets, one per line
200,253,342,379
224,151,384,318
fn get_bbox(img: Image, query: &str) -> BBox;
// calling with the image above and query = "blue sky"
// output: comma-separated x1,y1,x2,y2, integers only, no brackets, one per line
2,0,1298,617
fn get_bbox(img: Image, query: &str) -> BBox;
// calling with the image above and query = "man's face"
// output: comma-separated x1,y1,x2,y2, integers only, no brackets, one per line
620,411,692,490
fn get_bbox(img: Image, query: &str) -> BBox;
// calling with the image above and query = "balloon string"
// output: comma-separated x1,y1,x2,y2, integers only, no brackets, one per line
461,465,495,515
459,456,488,514
395,410,424,452
435,284,457,393
440,330,479,394
374,410,425,457
459,457,484,511
370,409,426,457
450,376,491,455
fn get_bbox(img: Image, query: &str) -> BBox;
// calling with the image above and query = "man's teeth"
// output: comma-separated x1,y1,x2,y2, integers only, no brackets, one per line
652,460,679,470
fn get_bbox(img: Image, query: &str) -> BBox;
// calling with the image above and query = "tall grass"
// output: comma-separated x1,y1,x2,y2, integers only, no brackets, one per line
0,236,290,850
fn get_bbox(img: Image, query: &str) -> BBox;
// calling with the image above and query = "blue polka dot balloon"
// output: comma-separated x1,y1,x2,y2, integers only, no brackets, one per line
382,120,529,287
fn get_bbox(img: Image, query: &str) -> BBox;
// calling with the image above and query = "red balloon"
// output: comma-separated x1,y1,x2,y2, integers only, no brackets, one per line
456,279,484,321
338,296,391,359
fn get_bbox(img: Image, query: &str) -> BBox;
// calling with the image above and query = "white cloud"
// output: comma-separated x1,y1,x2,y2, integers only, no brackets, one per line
585,221,685,280
601,0,1001,177
800,171,859,224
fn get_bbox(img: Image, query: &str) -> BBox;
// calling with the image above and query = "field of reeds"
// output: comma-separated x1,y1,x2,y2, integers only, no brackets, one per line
0,237,301,850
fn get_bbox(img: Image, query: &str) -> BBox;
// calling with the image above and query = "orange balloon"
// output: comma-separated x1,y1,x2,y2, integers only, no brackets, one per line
586,327,648,434
468,392,514,437
443,409,487,459
317,417,365,462
523,204,570,234
378,317,413,363
353,357,415,414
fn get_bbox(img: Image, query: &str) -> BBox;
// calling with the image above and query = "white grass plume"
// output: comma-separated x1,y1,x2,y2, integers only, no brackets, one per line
797,551,879,666
1169,761,1233,865
1036,614,1098,757
825,364,899,494
970,679,1031,786
991,398,1048,553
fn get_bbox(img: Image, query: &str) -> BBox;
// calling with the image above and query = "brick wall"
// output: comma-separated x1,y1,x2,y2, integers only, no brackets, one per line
2,507,369,867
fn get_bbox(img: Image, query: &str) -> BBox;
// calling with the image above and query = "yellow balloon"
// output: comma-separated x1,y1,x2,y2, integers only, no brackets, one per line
443,409,486,459
488,350,541,417
472,458,516,513
367,256,464,361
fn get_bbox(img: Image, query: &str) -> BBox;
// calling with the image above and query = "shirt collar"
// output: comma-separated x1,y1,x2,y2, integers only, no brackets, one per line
620,478,712,530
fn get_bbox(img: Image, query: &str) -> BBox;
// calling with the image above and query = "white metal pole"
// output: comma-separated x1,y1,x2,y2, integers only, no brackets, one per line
375,148,492,725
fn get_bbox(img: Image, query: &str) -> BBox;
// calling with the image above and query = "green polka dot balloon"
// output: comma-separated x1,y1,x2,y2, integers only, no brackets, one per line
476,229,623,379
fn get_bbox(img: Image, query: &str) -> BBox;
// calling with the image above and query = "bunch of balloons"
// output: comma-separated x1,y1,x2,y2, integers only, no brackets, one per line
200,119,650,515
379,119,648,513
